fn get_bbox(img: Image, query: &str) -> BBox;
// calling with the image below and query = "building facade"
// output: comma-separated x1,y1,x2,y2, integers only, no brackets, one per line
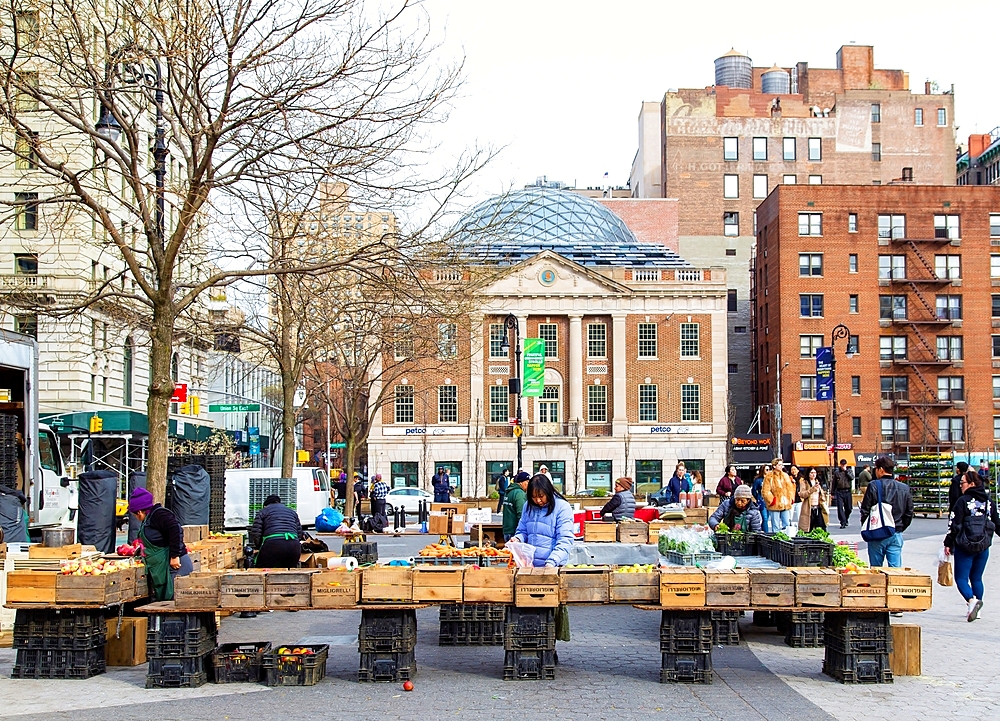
957,129,1000,186
753,184,1000,463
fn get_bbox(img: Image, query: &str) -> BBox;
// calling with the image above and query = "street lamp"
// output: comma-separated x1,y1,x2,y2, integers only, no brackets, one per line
830,323,851,461
499,314,522,471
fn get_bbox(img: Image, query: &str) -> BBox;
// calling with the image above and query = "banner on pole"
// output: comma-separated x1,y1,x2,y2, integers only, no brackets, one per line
815,347,833,401
522,338,546,397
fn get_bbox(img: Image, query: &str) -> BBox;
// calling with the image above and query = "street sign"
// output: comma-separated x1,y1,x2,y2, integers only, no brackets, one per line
329,442,346,449
815,347,833,401
508,418,519,425
208,403,261,413
171,383,188,403
522,338,545,397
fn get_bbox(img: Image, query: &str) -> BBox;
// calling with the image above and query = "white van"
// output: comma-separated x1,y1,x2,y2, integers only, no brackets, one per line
224,467,331,529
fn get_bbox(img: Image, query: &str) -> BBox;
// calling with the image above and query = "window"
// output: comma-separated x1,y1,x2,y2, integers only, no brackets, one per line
438,385,458,423
878,214,906,239
753,174,768,199
734,326,747,334
994,336,1000,358
538,323,558,358
939,417,964,442
637,323,657,358
437,323,457,358
728,363,738,374
489,385,509,424
14,314,36,338
798,213,822,236
723,174,739,199
849,254,858,273
723,137,738,161
489,323,508,358
588,384,607,423
123,339,133,407
847,335,859,355
937,335,963,360
680,323,700,357
799,253,823,276
801,417,825,439
880,336,907,360
727,289,738,313
934,215,960,239
723,212,739,236
871,143,881,162
914,108,923,126
994,376,1000,399
394,385,414,423
881,376,909,401
681,384,700,421
800,375,817,400
753,137,767,161
14,253,37,275
882,417,909,442
15,192,38,231
800,334,823,358
849,295,858,313
994,255,1000,278
995,416,1000,440
937,376,964,402
14,10,39,46
539,385,559,423
783,174,797,185
878,255,906,279
638,384,657,422
935,255,961,279
852,417,862,436
799,294,823,317
394,336,413,360
782,137,796,161
849,214,858,233
937,108,947,126
808,175,823,185
879,295,907,320
14,130,38,170
871,103,881,123
993,295,1000,318
991,214,1000,238
725,248,737,256
807,137,822,161
15,71,38,112
587,323,606,358
936,295,962,320
851,376,861,395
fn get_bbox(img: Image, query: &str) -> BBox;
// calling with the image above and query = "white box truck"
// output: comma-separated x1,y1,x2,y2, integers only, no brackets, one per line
224,466,331,529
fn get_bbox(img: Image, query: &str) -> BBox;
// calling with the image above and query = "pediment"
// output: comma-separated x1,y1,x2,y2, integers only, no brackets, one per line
480,251,631,297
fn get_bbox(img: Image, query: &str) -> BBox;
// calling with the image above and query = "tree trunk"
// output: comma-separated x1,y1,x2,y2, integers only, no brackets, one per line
146,304,176,503
281,372,297,478
344,436,357,519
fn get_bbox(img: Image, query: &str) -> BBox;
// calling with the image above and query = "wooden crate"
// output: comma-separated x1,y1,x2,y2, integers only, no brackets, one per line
890,623,921,676
617,522,649,544
182,525,209,544
609,568,659,603
464,566,514,603
705,569,750,607
174,573,221,609
559,567,610,604
5,571,57,604
748,568,795,606
647,520,685,544
583,522,618,543
136,569,148,599
56,572,120,605
219,571,266,609
412,567,464,602
841,570,887,609
684,508,709,524
118,566,137,601
883,568,933,611
105,616,147,666
362,567,413,603
792,568,842,607
266,569,317,608
28,544,83,560
514,567,560,607
659,568,706,607
311,570,360,608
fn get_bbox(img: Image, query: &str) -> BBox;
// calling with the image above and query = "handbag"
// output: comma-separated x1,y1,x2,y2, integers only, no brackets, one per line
861,480,897,542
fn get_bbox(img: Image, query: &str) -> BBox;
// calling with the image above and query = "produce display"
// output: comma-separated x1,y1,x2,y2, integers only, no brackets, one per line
612,564,656,573
832,544,867,570
657,525,715,556
418,544,482,558
275,646,318,658
60,557,142,575
116,539,144,557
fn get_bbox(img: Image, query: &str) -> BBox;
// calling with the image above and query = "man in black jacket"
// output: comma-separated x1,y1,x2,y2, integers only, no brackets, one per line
860,457,914,568
949,462,970,511
832,459,854,528
249,495,302,568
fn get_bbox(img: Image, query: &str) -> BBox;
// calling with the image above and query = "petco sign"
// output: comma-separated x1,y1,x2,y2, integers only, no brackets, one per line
629,425,712,435
382,426,469,437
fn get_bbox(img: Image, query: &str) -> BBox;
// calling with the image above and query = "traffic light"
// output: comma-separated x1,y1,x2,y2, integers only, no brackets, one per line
89,416,103,433
190,395,200,415
179,401,190,415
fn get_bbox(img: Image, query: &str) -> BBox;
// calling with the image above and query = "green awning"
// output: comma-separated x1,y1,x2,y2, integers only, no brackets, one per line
41,410,214,441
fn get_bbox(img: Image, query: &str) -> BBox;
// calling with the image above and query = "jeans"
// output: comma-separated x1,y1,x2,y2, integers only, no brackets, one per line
867,532,904,567
758,501,770,533
953,547,990,601
768,509,790,533
790,502,802,525
835,490,853,526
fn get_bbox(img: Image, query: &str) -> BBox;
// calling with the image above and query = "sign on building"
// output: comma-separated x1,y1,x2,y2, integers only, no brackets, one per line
522,338,545,397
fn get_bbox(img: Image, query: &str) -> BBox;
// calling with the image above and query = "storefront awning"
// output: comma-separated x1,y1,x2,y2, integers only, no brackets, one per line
835,450,857,466
792,450,832,468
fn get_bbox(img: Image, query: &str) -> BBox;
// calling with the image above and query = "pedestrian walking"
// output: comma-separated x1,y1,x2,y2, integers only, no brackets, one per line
716,465,742,499
762,458,794,533
949,461,970,511
860,456,914,567
978,459,991,484
788,465,803,524
832,458,854,528
797,468,829,534
944,470,1000,622
856,464,872,493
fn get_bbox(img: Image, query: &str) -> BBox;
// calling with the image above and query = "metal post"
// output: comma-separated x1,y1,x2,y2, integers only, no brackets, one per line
503,314,523,472
830,324,851,462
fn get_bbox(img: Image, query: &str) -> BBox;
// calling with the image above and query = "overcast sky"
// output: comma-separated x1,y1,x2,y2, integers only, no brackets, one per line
422,0,999,203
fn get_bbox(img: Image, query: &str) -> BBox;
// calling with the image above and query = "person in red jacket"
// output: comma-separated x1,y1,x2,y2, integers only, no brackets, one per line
716,465,742,498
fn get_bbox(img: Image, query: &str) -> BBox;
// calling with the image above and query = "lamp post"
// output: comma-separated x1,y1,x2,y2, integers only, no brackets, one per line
499,314,522,472
830,323,851,460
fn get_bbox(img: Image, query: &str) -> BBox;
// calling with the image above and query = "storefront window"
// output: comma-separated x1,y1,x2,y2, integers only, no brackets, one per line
635,460,662,498
585,460,612,490
390,461,418,488
437,461,462,488
533,460,565,494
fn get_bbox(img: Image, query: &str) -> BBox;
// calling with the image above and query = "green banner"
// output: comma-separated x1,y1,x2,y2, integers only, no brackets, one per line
522,338,546,397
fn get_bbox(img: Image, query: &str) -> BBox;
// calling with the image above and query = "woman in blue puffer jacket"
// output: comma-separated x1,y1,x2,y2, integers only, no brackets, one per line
512,475,575,567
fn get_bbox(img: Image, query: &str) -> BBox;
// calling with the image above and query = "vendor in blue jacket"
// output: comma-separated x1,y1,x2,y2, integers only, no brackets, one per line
511,475,575,567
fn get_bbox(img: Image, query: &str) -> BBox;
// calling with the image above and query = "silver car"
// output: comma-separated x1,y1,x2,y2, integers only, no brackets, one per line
384,486,435,515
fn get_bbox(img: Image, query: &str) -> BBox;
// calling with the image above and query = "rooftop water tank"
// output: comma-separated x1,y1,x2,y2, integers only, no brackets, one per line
715,49,752,89
761,64,790,95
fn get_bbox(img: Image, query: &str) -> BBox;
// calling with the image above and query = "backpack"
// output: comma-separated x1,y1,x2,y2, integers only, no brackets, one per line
861,480,897,542
955,499,996,554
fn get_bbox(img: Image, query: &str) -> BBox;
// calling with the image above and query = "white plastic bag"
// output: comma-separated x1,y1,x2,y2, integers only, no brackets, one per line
505,538,537,568
937,547,954,587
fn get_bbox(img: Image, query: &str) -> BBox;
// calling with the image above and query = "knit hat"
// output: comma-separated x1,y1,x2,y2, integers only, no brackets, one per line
514,471,531,484
734,485,753,500
616,476,633,491
128,487,155,514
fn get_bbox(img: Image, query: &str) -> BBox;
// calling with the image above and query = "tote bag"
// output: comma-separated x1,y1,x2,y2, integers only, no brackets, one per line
861,480,896,542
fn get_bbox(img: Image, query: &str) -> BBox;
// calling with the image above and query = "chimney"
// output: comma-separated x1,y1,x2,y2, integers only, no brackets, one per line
969,134,992,159
924,81,931,94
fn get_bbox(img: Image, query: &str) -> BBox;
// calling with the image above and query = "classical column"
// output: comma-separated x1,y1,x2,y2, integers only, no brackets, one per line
568,315,583,425
468,314,485,499
612,313,628,436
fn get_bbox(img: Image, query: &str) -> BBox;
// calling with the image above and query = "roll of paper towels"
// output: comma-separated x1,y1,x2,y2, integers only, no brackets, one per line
326,556,358,571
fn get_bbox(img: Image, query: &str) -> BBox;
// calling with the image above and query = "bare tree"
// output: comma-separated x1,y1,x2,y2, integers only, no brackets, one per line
472,399,484,498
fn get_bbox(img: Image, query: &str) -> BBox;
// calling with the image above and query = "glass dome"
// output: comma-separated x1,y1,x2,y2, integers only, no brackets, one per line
456,187,689,268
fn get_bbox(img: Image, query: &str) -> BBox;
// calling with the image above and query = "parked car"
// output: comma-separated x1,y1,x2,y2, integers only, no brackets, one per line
385,487,434,515
646,486,675,507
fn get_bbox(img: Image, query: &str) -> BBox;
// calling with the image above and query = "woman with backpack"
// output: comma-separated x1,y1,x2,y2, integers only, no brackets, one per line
944,470,1000,622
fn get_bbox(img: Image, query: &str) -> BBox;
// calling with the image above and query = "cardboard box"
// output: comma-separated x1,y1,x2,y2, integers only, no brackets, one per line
56,571,120,605
219,571,266,609
463,566,514,603
748,568,795,606
792,568,842,607
311,552,341,570
105,617,147,666
890,623,921,676
883,568,933,611
430,503,469,516
609,568,660,603
841,570,887,609
514,567,560,607
300,552,315,568
311,569,360,608
583,522,617,543
5,571,57,604
174,573,221,609
182,525,209,544
659,568,706,607
559,567,610,603
428,513,450,535
412,567,464,602
705,568,750,607
361,566,413,603
266,570,317,608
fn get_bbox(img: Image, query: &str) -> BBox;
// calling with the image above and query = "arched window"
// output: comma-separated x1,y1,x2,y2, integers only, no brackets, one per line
170,352,179,412
123,337,134,407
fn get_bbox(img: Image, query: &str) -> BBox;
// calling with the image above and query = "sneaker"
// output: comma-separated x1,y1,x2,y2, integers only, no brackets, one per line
968,598,984,622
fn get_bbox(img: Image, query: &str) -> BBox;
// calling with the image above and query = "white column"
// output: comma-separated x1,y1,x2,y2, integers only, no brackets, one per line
468,314,485,498
612,313,628,435
568,315,583,425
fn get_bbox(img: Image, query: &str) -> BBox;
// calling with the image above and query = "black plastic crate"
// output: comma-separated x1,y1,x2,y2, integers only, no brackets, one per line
14,608,106,640
212,642,271,684
659,611,713,654
262,645,329,686
358,609,417,653
823,647,893,684
785,622,825,648
146,671,209,688
503,649,556,680
824,613,892,654
358,650,416,683
147,633,217,658
504,607,556,650
660,652,713,684
147,612,217,645
770,538,834,567
439,620,504,646
342,541,378,566
13,628,106,651
710,611,740,646
12,647,106,679
440,603,507,622
713,533,757,556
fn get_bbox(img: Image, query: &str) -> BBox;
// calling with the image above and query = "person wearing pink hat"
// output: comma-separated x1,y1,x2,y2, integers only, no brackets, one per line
129,488,192,601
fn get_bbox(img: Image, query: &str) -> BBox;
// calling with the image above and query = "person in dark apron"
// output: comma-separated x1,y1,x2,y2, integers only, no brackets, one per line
128,488,193,601
249,494,302,568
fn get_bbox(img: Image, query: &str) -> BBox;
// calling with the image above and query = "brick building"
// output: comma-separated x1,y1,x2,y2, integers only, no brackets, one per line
628,43,957,436
957,129,1000,186
753,184,1000,465
366,188,729,497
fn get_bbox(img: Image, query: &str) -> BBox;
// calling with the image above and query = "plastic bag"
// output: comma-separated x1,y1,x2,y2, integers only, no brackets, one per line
505,538,537,568
315,507,344,532
937,547,954,587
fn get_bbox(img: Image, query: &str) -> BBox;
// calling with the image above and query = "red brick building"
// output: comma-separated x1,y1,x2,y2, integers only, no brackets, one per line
753,184,1000,463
